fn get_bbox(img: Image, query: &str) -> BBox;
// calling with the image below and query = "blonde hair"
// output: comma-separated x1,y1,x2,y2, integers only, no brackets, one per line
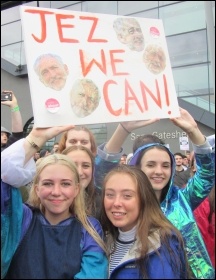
28,154,106,252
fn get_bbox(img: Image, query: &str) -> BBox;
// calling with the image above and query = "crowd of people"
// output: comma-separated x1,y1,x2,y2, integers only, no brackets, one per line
1,90,215,279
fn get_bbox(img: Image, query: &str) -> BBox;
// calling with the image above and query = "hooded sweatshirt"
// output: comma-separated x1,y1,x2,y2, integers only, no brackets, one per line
129,141,215,279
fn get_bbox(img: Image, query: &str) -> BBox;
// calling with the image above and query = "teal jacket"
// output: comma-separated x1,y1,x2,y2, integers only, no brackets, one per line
129,141,215,279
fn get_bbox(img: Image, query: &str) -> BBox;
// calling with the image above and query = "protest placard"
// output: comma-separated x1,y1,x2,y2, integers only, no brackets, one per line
20,6,180,127
179,136,189,151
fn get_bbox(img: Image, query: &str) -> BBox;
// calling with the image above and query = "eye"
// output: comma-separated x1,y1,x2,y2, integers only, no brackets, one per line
163,164,170,169
123,194,132,199
136,28,142,33
78,92,85,97
62,182,72,187
83,164,91,169
50,66,59,70
146,163,154,167
42,182,53,186
80,140,89,145
128,27,135,34
41,70,48,76
105,193,114,198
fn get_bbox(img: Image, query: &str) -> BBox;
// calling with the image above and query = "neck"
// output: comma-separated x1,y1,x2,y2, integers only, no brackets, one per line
176,165,184,171
44,210,71,225
155,190,162,201
118,225,137,242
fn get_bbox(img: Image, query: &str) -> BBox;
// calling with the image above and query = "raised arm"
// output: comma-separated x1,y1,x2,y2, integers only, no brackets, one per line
1,90,23,133
94,119,159,190
105,119,159,153
170,107,206,146
170,108,214,209
1,125,74,187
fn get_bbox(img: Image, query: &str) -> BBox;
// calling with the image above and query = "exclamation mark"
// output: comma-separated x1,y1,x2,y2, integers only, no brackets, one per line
163,74,171,114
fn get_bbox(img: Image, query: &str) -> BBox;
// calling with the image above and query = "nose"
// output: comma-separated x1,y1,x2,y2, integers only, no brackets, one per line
51,184,61,196
113,195,122,207
75,141,82,146
81,97,87,108
47,68,58,78
76,165,84,176
154,165,163,174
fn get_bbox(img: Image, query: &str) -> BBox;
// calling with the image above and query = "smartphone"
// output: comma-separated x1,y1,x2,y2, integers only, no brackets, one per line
1,92,12,101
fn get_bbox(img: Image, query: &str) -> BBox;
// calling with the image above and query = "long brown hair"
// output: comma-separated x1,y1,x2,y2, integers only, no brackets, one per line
100,165,190,278
58,126,97,156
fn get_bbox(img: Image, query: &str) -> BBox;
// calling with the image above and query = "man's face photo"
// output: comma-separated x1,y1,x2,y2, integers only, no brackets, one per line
70,79,100,118
143,44,166,74
35,55,69,91
114,18,145,52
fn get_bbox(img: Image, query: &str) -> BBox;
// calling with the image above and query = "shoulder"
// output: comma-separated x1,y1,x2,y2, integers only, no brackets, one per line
87,216,103,231
79,216,104,239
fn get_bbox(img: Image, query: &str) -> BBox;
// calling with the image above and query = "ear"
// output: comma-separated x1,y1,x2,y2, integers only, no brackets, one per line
64,64,69,75
35,185,40,196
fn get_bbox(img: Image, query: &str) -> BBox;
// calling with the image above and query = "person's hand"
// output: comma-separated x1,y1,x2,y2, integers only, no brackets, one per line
1,90,18,108
170,107,205,145
105,118,160,153
121,118,159,132
28,125,75,148
169,107,198,134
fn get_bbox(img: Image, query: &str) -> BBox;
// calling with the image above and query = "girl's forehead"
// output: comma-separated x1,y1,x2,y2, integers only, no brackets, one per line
68,130,90,139
143,148,170,159
67,149,91,159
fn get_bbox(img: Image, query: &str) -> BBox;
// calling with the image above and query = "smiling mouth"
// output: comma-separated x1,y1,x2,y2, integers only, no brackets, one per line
50,200,63,204
112,212,126,216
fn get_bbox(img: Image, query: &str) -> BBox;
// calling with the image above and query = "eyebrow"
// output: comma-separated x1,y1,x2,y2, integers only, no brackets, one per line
146,160,171,164
105,188,136,192
41,179,73,182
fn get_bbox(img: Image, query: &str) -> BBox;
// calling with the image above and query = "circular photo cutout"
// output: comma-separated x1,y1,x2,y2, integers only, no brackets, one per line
143,44,166,74
70,79,100,118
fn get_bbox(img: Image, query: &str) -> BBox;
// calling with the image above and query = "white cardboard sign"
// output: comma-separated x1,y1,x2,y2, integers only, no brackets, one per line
20,6,180,127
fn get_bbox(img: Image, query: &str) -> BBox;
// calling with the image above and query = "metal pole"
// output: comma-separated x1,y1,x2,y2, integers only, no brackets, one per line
204,1,215,95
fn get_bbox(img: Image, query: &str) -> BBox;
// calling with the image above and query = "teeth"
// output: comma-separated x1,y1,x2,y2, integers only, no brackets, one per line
112,212,125,216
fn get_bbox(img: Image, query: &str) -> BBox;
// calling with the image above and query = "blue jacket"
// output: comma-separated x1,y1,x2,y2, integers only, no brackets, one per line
129,141,215,279
109,232,188,279
1,139,119,278
94,142,123,192
1,181,108,279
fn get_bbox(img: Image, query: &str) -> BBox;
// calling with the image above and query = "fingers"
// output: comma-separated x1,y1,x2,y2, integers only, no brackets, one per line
56,125,75,133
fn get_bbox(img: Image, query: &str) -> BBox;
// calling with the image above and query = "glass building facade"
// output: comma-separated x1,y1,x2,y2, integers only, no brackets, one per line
1,1,215,152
